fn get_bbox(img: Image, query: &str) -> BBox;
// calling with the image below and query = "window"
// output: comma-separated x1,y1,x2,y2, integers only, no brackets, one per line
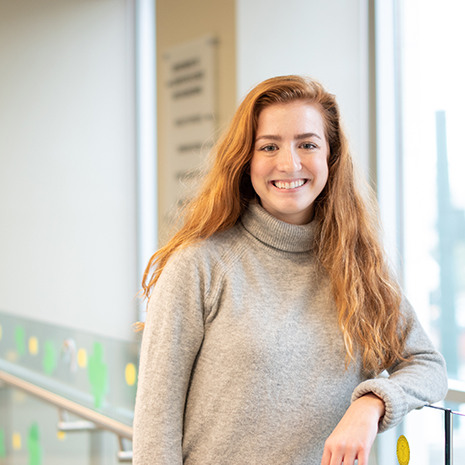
399,0,465,383
375,0,465,462
377,0,465,387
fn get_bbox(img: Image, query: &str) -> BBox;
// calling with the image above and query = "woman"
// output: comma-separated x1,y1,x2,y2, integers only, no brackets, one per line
133,75,447,465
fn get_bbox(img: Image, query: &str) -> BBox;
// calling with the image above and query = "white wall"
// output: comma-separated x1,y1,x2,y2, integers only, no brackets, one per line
236,0,370,173
0,0,138,341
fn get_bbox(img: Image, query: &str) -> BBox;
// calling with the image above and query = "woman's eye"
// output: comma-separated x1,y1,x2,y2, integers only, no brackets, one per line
301,142,317,150
260,144,277,152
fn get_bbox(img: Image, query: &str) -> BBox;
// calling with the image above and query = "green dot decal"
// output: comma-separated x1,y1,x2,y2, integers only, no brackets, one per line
14,326,26,356
0,429,6,458
27,423,42,465
88,342,108,408
42,340,57,375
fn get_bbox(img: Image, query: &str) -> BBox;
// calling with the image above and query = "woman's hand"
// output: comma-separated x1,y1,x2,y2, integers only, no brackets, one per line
320,393,385,465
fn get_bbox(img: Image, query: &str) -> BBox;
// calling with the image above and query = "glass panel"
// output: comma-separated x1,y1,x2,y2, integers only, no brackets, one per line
452,403,465,465
0,311,138,424
399,0,465,381
374,404,464,465
0,386,124,465
0,310,137,463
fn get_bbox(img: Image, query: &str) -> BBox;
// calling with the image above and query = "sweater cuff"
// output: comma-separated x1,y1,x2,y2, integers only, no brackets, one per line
351,378,408,433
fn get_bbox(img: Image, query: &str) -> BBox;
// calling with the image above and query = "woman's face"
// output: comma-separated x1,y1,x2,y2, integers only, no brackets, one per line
250,101,329,224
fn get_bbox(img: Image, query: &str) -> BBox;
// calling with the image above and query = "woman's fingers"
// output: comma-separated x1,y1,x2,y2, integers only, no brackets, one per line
321,439,362,465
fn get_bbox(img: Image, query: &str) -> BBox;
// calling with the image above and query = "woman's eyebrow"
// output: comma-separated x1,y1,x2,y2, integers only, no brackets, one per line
295,132,322,140
255,132,322,142
255,134,281,142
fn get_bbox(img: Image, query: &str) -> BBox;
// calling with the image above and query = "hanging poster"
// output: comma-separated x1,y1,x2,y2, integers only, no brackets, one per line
160,36,217,232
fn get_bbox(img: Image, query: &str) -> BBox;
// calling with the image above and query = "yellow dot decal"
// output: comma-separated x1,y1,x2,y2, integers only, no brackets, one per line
29,337,39,356
397,435,410,465
57,431,66,441
125,363,137,386
12,432,21,450
77,348,87,368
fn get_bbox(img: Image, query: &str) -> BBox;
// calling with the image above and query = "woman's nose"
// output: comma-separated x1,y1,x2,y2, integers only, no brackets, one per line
277,146,302,172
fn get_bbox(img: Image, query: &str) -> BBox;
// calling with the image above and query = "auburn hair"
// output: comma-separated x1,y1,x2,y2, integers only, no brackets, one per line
141,75,405,374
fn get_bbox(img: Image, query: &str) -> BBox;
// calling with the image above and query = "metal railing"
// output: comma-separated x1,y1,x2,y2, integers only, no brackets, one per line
426,404,465,465
0,369,133,462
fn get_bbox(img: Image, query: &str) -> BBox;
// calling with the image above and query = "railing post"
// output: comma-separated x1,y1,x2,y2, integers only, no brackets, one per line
445,408,453,465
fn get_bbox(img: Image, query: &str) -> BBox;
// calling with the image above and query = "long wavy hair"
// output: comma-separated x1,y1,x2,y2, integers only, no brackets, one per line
142,75,405,374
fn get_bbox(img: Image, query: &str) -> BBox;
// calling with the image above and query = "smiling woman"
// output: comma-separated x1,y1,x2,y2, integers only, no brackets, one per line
133,75,447,465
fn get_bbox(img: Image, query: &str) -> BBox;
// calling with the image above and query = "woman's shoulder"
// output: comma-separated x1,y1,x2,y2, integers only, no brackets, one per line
152,224,248,303
164,223,247,275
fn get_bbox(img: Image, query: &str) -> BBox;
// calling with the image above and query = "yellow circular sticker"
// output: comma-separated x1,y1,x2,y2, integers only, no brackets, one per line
125,363,137,386
77,348,87,368
29,336,39,356
12,432,22,450
397,435,410,465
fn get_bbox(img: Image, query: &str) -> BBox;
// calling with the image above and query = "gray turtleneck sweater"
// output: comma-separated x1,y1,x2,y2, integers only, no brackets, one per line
133,203,447,465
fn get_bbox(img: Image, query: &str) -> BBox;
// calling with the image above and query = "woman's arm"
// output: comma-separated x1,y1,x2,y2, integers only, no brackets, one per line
351,298,448,432
321,298,448,465
133,248,207,465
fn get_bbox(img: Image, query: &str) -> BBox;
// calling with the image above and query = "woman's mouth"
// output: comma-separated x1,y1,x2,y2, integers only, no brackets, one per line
272,179,307,190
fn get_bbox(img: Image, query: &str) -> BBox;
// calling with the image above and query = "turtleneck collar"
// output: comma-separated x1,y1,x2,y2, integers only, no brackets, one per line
240,202,317,253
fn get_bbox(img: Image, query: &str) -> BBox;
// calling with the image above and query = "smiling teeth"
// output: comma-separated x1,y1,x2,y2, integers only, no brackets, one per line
274,180,305,189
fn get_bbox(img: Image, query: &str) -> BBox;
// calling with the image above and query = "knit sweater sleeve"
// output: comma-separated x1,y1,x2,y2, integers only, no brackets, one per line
351,298,448,433
133,247,209,464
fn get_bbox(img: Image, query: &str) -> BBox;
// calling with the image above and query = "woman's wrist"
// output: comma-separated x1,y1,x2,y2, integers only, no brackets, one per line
358,392,385,423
